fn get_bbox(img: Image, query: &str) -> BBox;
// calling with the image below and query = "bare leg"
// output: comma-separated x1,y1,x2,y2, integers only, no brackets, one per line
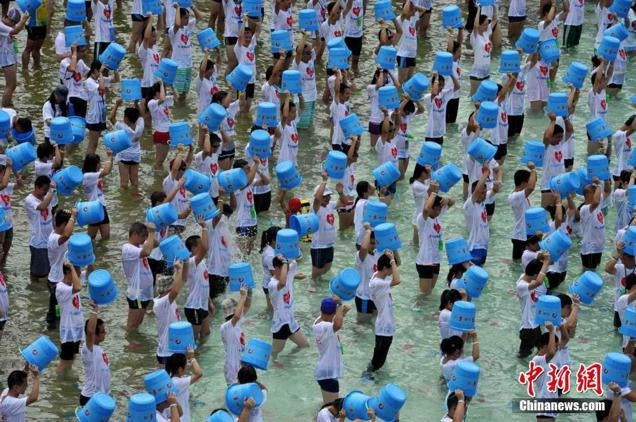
398,158,409,180
2,65,17,107
128,21,144,53
87,130,100,155
225,45,238,77
154,143,169,169
126,308,146,332
99,223,110,240
311,261,332,281
118,162,130,188
129,164,140,188
57,358,74,372
271,338,286,361
87,225,99,239
419,274,438,296
289,330,310,348
369,133,379,148
321,390,339,406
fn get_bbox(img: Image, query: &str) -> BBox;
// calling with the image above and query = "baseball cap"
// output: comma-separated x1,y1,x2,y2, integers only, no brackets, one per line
320,297,337,314
222,298,238,318
288,197,302,213
313,185,333,197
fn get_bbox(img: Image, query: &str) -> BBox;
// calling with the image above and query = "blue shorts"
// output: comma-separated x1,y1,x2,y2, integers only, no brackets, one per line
470,248,488,266
317,378,339,393
397,55,415,68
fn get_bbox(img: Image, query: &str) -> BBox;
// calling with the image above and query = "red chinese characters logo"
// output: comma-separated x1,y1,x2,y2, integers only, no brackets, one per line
518,362,603,398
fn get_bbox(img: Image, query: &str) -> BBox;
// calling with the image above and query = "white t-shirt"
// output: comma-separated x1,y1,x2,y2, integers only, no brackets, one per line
370,275,394,336
508,190,530,241
153,294,181,357
587,89,608,120
438,308,463,340
416,210,445,265
85,77,110,124
278,119,300,165
122,243,154,301
235,184,257,227
538,13,561,41
222,0,244,37
169,18,197,68
148,96,174,133
355,251,377,300
508,0,526,17
195,75,218,116
171,376,192,422
54,31,70,58
375,136,399,165
612,264,635,311
162,175,188,227
80,343,111,397
267,261,300,333
470,25,493,78
565,0,584,25
317,408,338,422
540,142,565,190
579,204,605,254
463,198,489,250
503,67,529,116
329,101,349,146
138,44,161,88
353,198,367,244
0,273,8,323
292,53,317,102
61,58,90,100
261,245,275,288
25,193,53,249
613,130,633,176
440,355,473,383
207,216,232,277
92,0,114,43
424,89,453,138
319,19,343,42
47,233,67,284
0,184,14,230
114,119,144,163
313,319,342,380
83,172,105,205
185,257,209,310
516,276,547,330
343,0,364,37
0,389,27,422
312,202,337,249
220,317,246,384
396,15,419,58
56,281,85,343
234,37,257,84
194,152,221,198
411,180,429,225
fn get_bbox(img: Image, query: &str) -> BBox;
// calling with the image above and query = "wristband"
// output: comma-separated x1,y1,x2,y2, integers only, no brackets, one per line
169,403,177,408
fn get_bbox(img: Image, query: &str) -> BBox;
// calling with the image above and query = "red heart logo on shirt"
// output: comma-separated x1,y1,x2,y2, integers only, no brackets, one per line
456,67,462,76
103,7,111,19
433,222,441,233
209,163,218,174
627,137,632,148
306,67,314,77
179,187,186,197
246,191,253,203
240,331,246,346
210,86,219,96
619,49,626,59
480,209,487,223
180,33,189,44
0,273,5,287
390,146,398,158
597,212,604,224
40,208,49,220
260,158,267,165
153,53,160,63
352,6,360,15
72,295,80,309
73,71,82,82
434,97,443,108
227,117,235,127
484,41,492,53
220,236,227,247
566,225,572,234
290,133,298,143
399,122,407,132
283,290,291,304
334,30,342,37
408,26,415,36
326,214,335,225
530,289,538,303
554,151,562,162
539,65,549,75
600,99,607,110
234,5,242,15
102,352,109,365
286,15,293,27
142,257,150,269
551,27,558,37
97,179,103,191
516,80,524,91
246,51,254,61
500,112,508,123
0,194,10,206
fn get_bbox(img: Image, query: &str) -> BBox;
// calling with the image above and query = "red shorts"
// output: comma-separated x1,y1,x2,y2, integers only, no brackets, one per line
153,131,170,145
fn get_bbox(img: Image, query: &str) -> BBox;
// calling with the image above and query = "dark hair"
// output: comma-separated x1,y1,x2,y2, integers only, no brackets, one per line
541,3,552,16
123,107,140,124
558,293,572,308
129,222,148,237
279,100,296,114
145,81,162,104
326,1,337,13
233,158,248,169
536,332,553,348
478,14,488,25
150,191,167,207
265,65,274,81
377,253,392,271
525,259,543,276
625,274,636,291
320,398,344,412
209,132,222,147
237,364,257,383
212,90,229,104
178,7,189,18
619,170,632,184
222,203,233,217
272,256,285,268
55,209,71,227
89,60,102,75
49,90,69,116
409,164,429,184
7,370,27,389
84,317,105,336
440,335,464,355
403,100,416,115
36,141,55,161
370,68,383,85
260,226,281,253
446,392,460,412
439,289,462,311
625,114,636,127
470,180,479,194
82,153,101,173
447,263,468,286
15,117,32,132
526,234,541,244
185,235,201,252
450,40,461,55
354,181,371,208
166,353,187,377
553,124,564,136
34,175,51,189
62,263,72,275
514,169,531,187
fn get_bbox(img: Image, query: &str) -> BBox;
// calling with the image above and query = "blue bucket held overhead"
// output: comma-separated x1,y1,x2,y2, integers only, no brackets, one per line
228,262,255,291
562,61,588,89
87,269,118,306
243,0,262,17
499,50,520,73
99,43,125,71
374,0,395,21
208,410,234,422
281,70,302,94
226,64,253,92
299,8,319,31
21,336,58,372
168,121,193,147
587,154,610,181
539,228,572,262
327,47,351,70
290,213,319,236
449,300,476,332
525,207,549,237
7,142,36,171
248,129,271,158
546,92,568,117
76,200,105,226
11,127,35,145
144,369,176,404
363,200,388,228
568,271,603,305
609,0,631,18
449,361,480,397
378,85,400,110
535,295,562,326
50,117,74,145
472,80,498,102
190,192,220,221
373,161,400,188
329,267,361,301
0,208,9,232
619,308,636,338
475,101,498,129
403,72,429,101
417,141,442,168
271,29,292,53
64,25,87,47
516,27,540,53
183,169,211,194
432,163,462,193
255,102,278,128
324,150,348,179
368,384,407,422
339,113,365,139
275,228,301,259
240,338,272,370
376,46,397,70
276,160,303,190
586,117,612,142
446,237,472,265
159,235,191,267
197,28,221,50
199,103,227,131
628,186,636,211
68,233,95,266
142,0,162,15
520,140,545,167
146,203,178,231
16,0,40,12
374,222,401,251
154,58,178,85
127,392,156,422
432,51,453,76
602,352,632,388
226,383,264,416
539,39,560,63
604,23,630,42
121,79,142,101
218,168,248,193
549,171,580,198
461,266,489,298
103,129,132,155
327,37,347,50
69,116,86,144
76,392,116,422
0,110,10,140
467,137,496,163
624,227,636,255
442,5,463,28
66,0,86,22
598,35,620,61
168,321,197,353
53,165,83,196
343,391,372,421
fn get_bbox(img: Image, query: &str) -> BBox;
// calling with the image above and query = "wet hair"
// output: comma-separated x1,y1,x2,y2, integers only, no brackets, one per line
84,317,105,336
439,289,462,311
447,263,468,286
619,170,632,184
440,335,464,355
265,65,274,81
525,259,543,276
446,392,460,412
377,27,393,41
150,191,167,207
62,263,72,275
626,114,636,127
514,169,531,187
34,175,51,189
54,209,71,227
237,365,258,383
280,100,296,114
7,370,27,389
145,81,162,104
48,90,69,116
178,7,189,18
377,253,392,271
409,164,429,184
212,91,229,104
233,158,248,169
128,222,148,237
536,332,553,349
89,60,102,75
82,153,101,173
123,107,140,124
558,293,572,308
625,274,636,291
165,353,187,377
553,124,564,136
272,256,285,268
326,1,337,13
470,180,480,194
403,100,416,115
450,40,461,55
14,117,32,132
260,226,281,253
354,181,371,208
526,234,541,244
371,68,383,85
541,3,552,16
36,141,55,161
222,203,233,217
478,14,488,25
185,235,201,252
320,398,344,411
209,133,222,146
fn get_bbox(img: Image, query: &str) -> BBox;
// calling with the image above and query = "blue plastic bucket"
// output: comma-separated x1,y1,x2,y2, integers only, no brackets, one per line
142,0,162,15
66,0,86,22
324,150,348,179
339,113,365,139
87,269,118,306
549,171,580,198
146,203,178,231
587,154,610,181
475,101,498,129
168,121,192,147
6,142,36,172
144,369,175,403
599,35,620,61
0,208,10,232
16,0,40,12
70,116,86,144
604,23,630,42
539,228,572,262
121,79,142,101
11,128,34,145
63,25,86,47
290,213,319,236
248,129,271,158
519,140,545,167
271,29,292,52
243,0,262,17
432,51,453,76
432,163,462,193
127,392,156,422
586,117,613,142
50,117,74,145
602,352,631,388
199,103,227,131
525,207,549,237
343,391,372,421
568,271,603,305
376,46,397,70
373,161,400,188
99,42,125,71
329,267,361,301
449,300,476,332
226,64,253,92
461,266,489,298
228,262,255,291
403,72,429,101
363,200,388,228
374,222,401,251
183,169,211,194
0,110,10,140
168,321,197,353
281,70,302,94
624,226,636,255
562,61,588,89
546,92,568,117
378,85,400,110
609,0,631,18
190,192,220,221
327,47,351,70
442,5,463,28
539,39,560,63
619,307,636,338
208,409,234,422
515,27,540,54
276,160,303,190
76,200,105,227
417,141,442,168
628,186,636,211
159,235,191,267
103,129,132,155
446,237,471,265
449,361,480,397
21,336,59,372
76,392,116,422
240,338,272,370
154,58,178,85
255,102,278,128
327,37,347,50
472,80,498,102
368,384,407,421
535,295,562,326
467,137,496,163
298,8,319,31
574,167,589,196
226,383,264,416
275,228,301,259
499,50,520,73
197,27,221,50
53,165,83,196
218,168,248,193
68,233,95,266
374,0,395,21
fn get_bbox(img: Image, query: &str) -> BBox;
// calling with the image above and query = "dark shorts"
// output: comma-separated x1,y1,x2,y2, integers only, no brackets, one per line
508,15,526,22
416,264,440,279
581,253,602,269
126,297,152,309
94,42,111,60
225,36,238,46
79,394,91,406
245,83,255,99
485,202,495,216
69,97,88,118
219,147,236,161
141,86,154,99
494,143,508,160
355,296,377,314
546,271,566,290
615,311,622,328
272,323,299,340
446,97,459,124
59,341,81,360
518,326,542,357
425,136,443,146
209,274,228,299
512,239,526,261
0,320,6,330
608,83,623,89
119,160,139,166
1,227,13,251
147,257,166,284
131,13,149,22
88,205,110,226
344,36,362,56
273,51,293,59
311,247,334,269
470,248,487,266
86,122,106,132
462,174,469,183
397,55,415,68
156,355,169,365
368,121,382,135
236,225,257,238
317,378,340,393
469,75,490,81
254,191,271,214
563,24,582,48
26,25,46,41
508,114,524,137
185,307,209,326
30,246,50,277
153,131,170,145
